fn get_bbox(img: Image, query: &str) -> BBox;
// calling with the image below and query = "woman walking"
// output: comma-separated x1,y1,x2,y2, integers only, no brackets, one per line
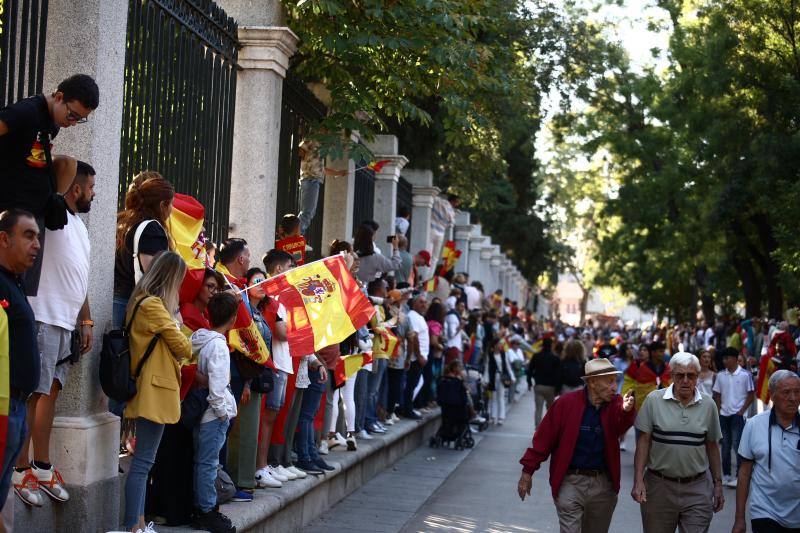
122,251,191,533
559,339,586,394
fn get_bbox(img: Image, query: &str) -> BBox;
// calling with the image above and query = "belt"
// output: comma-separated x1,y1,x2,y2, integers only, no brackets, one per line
9,387,30,402
648,470,706,484
566,468,606,477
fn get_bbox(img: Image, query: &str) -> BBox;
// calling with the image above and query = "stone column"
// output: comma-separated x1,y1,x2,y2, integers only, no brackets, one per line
226,25,298,256
365,135,408,256
490,247,503,296
480,242,495,293
453,211,471,274
321,152,356,246
467,226,486,283
32,0,128,530
404,169,439,279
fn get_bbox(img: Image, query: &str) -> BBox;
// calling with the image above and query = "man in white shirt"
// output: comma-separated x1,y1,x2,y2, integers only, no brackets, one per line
14,162,95,507
444,301,464,364
712,347,754,487
402,295,429,420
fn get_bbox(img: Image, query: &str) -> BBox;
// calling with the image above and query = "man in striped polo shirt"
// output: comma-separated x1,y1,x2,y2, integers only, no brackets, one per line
632,352,724,532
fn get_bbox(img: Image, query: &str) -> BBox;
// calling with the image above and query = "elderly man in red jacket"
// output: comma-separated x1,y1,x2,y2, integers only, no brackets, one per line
517,358,636,533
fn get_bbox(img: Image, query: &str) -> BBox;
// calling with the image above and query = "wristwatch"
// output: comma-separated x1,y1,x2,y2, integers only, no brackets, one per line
80,319,94,327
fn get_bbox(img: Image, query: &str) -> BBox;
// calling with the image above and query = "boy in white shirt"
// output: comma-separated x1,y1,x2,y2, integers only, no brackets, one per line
190,292,239,533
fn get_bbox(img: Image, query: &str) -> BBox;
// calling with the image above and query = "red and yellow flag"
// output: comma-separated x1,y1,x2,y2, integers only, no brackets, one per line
334,352,373,387
370,305,400,359
438,240,461,277
0,305,10,469
216,263,272,366
423,277,438,293
756,331,797,403
262,255,375,357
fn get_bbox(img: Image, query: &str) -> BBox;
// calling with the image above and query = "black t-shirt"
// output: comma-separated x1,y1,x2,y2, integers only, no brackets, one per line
597,343,617,359
0,266,40,394
113,221,169,299
0,95,59,216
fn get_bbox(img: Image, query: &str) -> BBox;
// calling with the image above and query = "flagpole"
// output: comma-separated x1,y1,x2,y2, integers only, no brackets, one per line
233,253,347,294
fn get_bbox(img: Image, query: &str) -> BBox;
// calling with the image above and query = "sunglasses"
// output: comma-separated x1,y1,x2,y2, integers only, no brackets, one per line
673,373,698,382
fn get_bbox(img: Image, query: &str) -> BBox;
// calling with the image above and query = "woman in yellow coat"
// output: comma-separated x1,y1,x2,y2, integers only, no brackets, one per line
122,251,191,533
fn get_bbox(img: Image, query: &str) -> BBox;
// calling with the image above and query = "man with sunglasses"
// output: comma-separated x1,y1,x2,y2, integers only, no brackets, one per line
734,370,800,533
632,351,724,532
0,74,99,296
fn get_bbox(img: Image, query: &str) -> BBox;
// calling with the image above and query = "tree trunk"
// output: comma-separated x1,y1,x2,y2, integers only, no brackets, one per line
730,251,762,318
694,266,716,324
749,213,784,318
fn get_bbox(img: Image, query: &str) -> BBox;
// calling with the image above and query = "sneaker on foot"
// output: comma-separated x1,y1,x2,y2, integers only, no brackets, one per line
367,424,386,434
389,413,400,424
725,476,738,488
294,460,324,475
356,429,373,440
319,439,329,455
192,509,236,533
274,465,297,480
382,416,395,426
313,458,335,471
346,433,357,451
331,432,348,448
12,468,43,507
470,414,486,424
230,489,253,502
32,463,70,502
619,441,627,451
268,465,288,482
287,465,308,479
403,410,422,420
254,467,282,488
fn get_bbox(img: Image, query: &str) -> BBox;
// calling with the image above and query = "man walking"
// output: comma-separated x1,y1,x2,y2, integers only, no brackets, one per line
712,346,754,488
12,162,95,507
517,359,635,533
0,209,42,514
632,352,724,532
733,370,800,533
402,294,429,420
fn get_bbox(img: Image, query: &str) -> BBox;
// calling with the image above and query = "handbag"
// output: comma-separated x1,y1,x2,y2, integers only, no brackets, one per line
215,465,236,505
250,367,274,394
98,296,160,402
38,131,68,231
232,350,266,380
179,387,210,430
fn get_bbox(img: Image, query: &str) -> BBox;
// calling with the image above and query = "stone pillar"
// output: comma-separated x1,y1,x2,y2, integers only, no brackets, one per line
480,242,495,293
405,169,439,279
490,247,503,296
453,211,471,274
321,152,356,246
226,25,298,256
32,0,128,530
467,226,486,283
365,135,408,256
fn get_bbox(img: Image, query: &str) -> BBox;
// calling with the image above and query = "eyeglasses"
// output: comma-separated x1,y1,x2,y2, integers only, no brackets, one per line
65,102,88,124
673,373,698,382
204,283,219,293
251,277,265,285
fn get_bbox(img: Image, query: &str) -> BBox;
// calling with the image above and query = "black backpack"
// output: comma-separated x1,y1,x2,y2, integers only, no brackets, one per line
99,296,160,402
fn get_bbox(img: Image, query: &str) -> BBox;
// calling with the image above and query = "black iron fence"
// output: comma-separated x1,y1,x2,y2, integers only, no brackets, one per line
397,175,412,241
352,156,375,233
118,0,238,244
276,74,326,259
0,0,48,108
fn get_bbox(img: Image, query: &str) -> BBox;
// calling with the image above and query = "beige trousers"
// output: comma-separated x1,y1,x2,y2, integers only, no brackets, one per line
641,471,713,533
533,384,556,426
554,473,618,533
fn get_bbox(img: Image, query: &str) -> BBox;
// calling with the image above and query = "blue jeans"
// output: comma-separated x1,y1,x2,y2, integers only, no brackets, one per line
0,398,28,510
297,369,325,462
194,416,230,512
365,359,388,428
354,369,369,432
124,418,165,528
298,178,322,235
720,414,745,476
112,296,129,329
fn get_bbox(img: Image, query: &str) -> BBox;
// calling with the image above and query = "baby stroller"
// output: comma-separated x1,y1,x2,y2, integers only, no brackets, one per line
429,376,475,450
465,364,489,432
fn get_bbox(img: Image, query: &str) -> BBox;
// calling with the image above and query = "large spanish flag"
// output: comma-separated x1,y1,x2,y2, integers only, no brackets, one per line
0,306,9,469
262,255,375,357
621,360,671,411
438,240,461,276
334,352,373,387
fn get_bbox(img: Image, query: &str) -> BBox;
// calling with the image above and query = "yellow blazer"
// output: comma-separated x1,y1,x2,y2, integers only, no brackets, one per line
123,295,192,424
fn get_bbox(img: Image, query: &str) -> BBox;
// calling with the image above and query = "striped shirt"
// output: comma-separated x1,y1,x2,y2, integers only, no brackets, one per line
635,385,722,478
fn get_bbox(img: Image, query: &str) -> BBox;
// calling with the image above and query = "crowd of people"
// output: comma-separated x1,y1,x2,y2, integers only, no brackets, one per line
0,73,535,533
517,315,800,532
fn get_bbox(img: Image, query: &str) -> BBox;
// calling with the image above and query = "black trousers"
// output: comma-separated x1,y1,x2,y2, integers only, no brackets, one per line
402,360,423,414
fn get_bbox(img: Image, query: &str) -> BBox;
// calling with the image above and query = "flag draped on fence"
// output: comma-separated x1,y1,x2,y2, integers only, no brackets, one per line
334,352,373,386
438,240,461,276
262,255,375,357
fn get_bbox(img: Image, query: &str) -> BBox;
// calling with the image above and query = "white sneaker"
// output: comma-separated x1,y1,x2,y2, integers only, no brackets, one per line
331,432,348,448
287,466,308,479
470,414,486,424
357,429,373,440
12,468,43,507
319,440,329,455
376,422,388,431
346,433,357,451
383,417,395,426
389,413,400,424
254,467,282,488
132,522,158,533
275,465,297,480
725,476,738,488
32,463,70,502
619,442,627,452
268,465,289,482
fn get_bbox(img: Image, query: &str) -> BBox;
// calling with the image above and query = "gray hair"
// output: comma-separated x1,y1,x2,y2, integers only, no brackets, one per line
669,352,701,372
768,369,800,394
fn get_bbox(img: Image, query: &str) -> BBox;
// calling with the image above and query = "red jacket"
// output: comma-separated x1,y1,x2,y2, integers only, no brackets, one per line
519,389,635,499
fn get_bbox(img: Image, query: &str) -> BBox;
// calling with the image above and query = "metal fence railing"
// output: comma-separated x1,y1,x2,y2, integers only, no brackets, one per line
0,0,49,108
397,175,412,241
118,0,238,245
352,156,375,234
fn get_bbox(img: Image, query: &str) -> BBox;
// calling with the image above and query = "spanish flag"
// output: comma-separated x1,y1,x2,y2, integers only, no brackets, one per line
169,194,212,307
0,305,10,468
370,306,400,359
438,240,461,277
216,263,272,366
756,331,797,403
334,352,373,387
423,277,438,293
262,255,375,357
621,360,671,411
